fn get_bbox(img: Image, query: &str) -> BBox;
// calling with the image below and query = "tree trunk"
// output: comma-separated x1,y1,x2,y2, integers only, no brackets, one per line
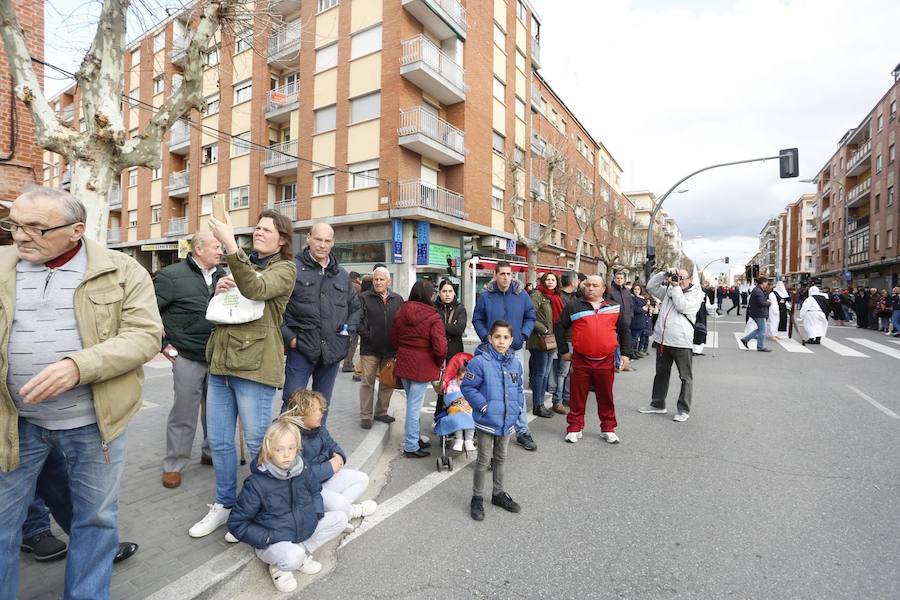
574,233,584,272
70,155,115,243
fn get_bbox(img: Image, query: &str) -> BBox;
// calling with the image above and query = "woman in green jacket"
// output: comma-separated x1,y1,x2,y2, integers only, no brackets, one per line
189,210,297,539
527,272,564,418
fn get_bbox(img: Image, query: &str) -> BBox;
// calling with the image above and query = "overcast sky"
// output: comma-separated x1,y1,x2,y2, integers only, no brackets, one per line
40,0,900,277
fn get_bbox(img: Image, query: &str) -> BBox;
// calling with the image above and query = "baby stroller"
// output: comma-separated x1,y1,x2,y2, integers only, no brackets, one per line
433,352,475,472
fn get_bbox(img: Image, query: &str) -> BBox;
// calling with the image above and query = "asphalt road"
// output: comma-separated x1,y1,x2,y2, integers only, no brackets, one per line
299,318,900,600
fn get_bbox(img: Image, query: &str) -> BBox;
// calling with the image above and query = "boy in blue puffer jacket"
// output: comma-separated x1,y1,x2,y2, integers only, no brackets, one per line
460,320,525,521
228,419,348,593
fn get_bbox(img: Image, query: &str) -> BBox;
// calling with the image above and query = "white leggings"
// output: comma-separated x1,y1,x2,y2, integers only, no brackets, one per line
321,468,369,519
255,511,347,570
454,429,475,441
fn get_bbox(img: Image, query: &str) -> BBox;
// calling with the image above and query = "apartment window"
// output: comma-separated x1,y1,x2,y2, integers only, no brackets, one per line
349,160,379,190
201,143,218,164
281,182,297,202
515,50,526,72
314,171,335,196
350,92,381,123
888,229,894,248
128,168,138,187
874,233,880,252
516,0,527,21
229,185,250,209
514,146,525,166
351,26,381,59
491,186,504,211
493,77,505,102
207,45,220,67
234,80,252,104
200,193,215,215
515,97,525,120
235,29,252,54
877,113,884,130
493,24,506,50
154,32,165,53
890,144,895,164
316,43,338,72
151,167,161,180
492,131,505,155
205,93,220,115
128,209,138,227
875,193,880,212
314,105,336,133
131,48,140,66
515,198,524,219
153,75,164,95
875,153,882,173
231,131,251,156
318,0,338,12
889,186,895,206
150,206,161,224
891,100,897,118
126,87,140,107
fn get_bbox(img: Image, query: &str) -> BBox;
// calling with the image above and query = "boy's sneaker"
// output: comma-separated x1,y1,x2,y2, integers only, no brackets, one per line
300,555,322,575
268,565,297,593
464,439,477,452
673,412,690,422
189,503,231,538
451,437,464,452
351,500,377,519
599,431,620,444
20,531,67,561
638,406,667,414
564,431,583,444
491,492,521,513
470,496,485,521
516,432,537,451
224,531,239,543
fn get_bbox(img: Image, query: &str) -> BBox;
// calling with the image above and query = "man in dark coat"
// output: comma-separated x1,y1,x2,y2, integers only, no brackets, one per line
606,271,635,372
341,271,362,373
357,267,403,429
281,223,362,420
740,277,772,352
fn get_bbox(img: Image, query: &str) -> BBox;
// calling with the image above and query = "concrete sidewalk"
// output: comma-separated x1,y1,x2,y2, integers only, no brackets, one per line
17,357,392,600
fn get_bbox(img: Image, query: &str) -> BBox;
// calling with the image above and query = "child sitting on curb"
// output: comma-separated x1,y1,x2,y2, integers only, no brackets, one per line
228,419,348,593
284,390,377,531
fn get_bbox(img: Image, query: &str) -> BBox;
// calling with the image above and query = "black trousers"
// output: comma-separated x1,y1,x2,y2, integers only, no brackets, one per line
650,344,694,414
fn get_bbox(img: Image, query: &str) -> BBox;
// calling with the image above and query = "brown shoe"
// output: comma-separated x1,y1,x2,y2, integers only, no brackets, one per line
360,420,373,430
162,472,182,489
552,404,568,415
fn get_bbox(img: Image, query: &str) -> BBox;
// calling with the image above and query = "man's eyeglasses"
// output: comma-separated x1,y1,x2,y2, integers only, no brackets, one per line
0,220,78,238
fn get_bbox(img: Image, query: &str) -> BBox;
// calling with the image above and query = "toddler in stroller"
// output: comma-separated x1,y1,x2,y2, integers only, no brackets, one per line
434,352,476,454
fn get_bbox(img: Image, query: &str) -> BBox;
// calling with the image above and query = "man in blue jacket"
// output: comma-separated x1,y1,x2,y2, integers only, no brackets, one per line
740,277,772,352
472,262,538,451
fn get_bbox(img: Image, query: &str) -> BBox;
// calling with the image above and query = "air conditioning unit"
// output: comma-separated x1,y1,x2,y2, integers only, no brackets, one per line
479,236,505,249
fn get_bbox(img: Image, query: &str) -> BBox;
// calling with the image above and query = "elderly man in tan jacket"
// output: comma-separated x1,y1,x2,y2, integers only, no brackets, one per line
0,186,161,600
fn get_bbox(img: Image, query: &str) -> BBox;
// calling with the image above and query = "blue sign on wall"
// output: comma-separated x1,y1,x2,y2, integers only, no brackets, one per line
392,219,403,263
416,221,430,266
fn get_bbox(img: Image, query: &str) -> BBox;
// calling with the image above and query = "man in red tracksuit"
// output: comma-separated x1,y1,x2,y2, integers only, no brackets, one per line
554,275,632,444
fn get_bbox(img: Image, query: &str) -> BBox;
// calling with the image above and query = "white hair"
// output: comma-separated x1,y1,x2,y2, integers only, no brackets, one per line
19,185,86,224
373,266,391,279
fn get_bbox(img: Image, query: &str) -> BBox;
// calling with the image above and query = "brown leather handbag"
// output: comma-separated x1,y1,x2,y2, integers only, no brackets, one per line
538,333,557,351
378,358,401,389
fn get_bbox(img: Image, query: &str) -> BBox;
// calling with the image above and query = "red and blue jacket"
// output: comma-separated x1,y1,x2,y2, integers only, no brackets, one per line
554,297,632,359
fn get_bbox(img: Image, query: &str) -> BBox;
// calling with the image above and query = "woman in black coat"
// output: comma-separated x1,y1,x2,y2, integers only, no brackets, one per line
434,279,467,360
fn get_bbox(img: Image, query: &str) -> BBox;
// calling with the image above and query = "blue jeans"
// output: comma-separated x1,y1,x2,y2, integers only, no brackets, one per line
548,357,571,405
22,446,73,538
401,379,429,452
614,346,621,369
283,349,340,422
892,311,900,333
528,349,553,410
742,317,767,350
0,420,126,600
207,375,274,507
514,348,529,436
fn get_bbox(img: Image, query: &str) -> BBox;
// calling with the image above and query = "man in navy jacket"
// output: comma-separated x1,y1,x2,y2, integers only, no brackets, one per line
740,277,772,352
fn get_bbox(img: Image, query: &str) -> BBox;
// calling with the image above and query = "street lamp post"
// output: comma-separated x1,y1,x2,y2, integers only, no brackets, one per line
800,177,846,287
697,256,729,359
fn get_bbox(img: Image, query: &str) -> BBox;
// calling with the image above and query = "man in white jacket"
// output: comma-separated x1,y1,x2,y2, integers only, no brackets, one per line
639,269,706,422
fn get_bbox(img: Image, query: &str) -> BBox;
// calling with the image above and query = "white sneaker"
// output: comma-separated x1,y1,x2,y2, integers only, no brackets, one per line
673,412,690,422
451,437,464,452
224,531,239,543
464,439,476,452
268,565,297,593
351,500,377,519
564,431,583,443
343,522,355,533
600,431,620,444
638,406,667,414
189,503,230,538
300,556,322,575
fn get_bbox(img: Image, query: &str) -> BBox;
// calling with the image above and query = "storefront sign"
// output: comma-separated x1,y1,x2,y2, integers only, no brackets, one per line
392,219,403,263
178,239,191,259
428,243,460,266
141,243,177,251
506,238,516,254
416,222,430,265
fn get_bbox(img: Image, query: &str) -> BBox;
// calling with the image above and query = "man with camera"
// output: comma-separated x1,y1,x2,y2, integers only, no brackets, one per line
638,268,705,422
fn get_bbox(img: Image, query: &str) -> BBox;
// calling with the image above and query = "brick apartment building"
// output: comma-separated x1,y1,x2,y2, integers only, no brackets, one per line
776,193,817,285
0,0,44,244
813,63,900,290
39,0,633,292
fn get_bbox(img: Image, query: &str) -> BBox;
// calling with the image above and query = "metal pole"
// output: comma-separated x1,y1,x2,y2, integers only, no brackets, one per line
699,257,728,359
459,237,466,312
645,155,782,284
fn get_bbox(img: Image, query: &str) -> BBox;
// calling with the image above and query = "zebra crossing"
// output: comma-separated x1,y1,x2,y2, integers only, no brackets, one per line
722,331,900,359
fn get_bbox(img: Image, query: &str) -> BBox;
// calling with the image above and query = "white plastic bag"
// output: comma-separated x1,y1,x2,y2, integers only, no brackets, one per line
206,286,264,324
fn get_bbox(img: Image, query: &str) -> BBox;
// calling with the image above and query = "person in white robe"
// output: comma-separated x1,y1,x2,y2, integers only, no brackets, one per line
768,281,790,339
798,286,829,345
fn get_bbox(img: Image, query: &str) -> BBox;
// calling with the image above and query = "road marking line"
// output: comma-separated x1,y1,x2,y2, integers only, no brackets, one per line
819,338,869,357
733,332,755,350
890,339,900,346
847,385,900,419
774,337,813,353
847,338,900,360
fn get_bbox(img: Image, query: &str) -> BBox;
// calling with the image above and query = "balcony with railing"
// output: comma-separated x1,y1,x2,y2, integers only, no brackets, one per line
168,170,190,198
531,84,542,112
401,0,468,41
265,83,299,123
847,214,870,234
167,216,188,236
107,227,121,243
531,37,542,69
268,21,301,68
267,199,297,220
109,183,121,209
821,207,831,221
268,0,301,16
398,107,465,165
846,139,871,176
397,180,464,219
169,121,191,154
400,35,466,105
263,140,298,177
846,177,871,208
172,35,189,65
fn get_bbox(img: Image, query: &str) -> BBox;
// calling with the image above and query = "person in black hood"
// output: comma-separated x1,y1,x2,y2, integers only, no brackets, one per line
434,279,468,361
281,223,361,420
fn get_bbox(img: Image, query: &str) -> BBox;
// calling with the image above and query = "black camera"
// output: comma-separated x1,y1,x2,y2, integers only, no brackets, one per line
669,272,680,283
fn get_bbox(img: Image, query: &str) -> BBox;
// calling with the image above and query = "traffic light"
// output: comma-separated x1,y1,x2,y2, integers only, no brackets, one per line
461,235,480,261
779,148,799,179
724,257,729,264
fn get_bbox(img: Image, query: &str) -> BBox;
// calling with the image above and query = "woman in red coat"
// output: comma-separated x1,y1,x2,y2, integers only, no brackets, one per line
390,280,448,458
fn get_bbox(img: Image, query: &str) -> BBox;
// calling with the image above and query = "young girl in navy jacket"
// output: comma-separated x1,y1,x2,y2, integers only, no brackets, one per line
227,419,348,593
460,320,525,521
